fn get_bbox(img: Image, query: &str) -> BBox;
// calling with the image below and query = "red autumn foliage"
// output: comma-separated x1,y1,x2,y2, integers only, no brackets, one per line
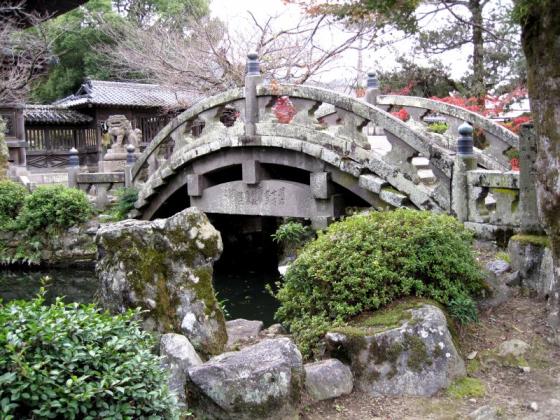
391,108,410,122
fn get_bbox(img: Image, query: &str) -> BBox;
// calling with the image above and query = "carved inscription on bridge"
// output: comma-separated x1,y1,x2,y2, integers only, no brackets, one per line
190,180,327,218
230,185,286,207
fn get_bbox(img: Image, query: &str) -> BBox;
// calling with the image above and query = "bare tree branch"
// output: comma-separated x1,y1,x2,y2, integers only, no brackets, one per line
0,1,53,104
99,12,382,105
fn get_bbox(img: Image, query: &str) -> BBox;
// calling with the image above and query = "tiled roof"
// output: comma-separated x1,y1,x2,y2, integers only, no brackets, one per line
53,79,195,108
24,105,93,124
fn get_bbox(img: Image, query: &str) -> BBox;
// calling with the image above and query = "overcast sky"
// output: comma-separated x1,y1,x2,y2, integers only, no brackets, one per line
209,0,471,87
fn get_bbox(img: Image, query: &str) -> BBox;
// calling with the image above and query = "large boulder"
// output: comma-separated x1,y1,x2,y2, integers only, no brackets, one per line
96,207,227,356
160,333,202,403
325,303,465,396
186,337,304,420
304,359,353,401
226,318,264,349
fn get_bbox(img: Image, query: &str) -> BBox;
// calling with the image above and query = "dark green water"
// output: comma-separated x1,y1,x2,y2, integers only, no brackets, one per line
213,269,280,327
0,267,279,326
0,268,99,305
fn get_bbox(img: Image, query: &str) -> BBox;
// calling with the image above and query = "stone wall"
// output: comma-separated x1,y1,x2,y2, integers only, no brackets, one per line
0,222,98,266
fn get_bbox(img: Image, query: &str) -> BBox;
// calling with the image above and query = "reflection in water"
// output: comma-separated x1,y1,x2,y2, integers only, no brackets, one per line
213,269,280,328
209,214,282,328
0,267,98,304
1,214,283,328
0,265,281,327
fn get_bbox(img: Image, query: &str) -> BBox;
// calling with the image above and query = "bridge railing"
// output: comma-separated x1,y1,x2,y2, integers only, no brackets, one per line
130,88,246,184
131,54,459,213
451,122,540,240
376,94,519,171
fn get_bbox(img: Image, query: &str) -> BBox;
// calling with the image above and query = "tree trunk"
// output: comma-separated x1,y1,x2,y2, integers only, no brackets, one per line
519,0,560,340
469,0,485,105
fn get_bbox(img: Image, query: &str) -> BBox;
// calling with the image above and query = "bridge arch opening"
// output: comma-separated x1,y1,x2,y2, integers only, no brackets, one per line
144,148,375,325
208,214,282,326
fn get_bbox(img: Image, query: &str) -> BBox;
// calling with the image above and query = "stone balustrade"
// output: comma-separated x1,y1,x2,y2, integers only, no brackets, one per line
376,94,519,171
75,172,125,210
463,169,520,239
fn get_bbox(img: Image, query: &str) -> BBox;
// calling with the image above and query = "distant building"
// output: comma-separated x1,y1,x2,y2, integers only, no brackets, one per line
22,79,193,171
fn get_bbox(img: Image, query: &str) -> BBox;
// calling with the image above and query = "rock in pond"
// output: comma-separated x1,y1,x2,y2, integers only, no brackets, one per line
304,359,353,401
325,303,465,396
96,207,227,356
160,333,202,403
186,337,304,420
226,318,264,349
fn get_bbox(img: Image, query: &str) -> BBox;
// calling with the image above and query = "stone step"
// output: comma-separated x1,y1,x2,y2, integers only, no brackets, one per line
417,169,437,185
359,174,388,194
411,156,430,169
379,187,409,207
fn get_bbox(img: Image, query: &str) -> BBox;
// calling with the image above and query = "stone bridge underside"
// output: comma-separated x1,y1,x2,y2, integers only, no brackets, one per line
130,82,517,224
139,146,400,224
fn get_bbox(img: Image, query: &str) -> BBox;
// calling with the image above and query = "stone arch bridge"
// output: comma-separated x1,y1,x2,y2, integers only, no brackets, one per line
127,54,532,236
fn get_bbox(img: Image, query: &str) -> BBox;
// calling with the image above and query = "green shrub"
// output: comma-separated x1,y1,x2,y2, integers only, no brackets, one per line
0,180,28,226
112,187,138,220
0,290,178,419
427,121,449,134
17,185,92,232
271,221,311,246
274,209,485,357
448,294,479,324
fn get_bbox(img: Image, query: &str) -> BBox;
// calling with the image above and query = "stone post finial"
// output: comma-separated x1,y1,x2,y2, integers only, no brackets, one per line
452,122,477,222
69,147,79,167
67,147,80,188
367,72,378,89
126,144,136,165
457,122,474,157
125,144,136,188
244,52,262,138
365,71,379,106
246,52,260,76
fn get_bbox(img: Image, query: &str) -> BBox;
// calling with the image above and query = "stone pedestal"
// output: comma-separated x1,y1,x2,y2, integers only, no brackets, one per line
101,145,139,173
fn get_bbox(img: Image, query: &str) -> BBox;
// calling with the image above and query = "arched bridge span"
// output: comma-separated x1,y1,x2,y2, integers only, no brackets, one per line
130,59,518,224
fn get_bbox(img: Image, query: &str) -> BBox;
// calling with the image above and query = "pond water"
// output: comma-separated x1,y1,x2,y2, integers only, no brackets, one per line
0,267,99,305
0,266,280,327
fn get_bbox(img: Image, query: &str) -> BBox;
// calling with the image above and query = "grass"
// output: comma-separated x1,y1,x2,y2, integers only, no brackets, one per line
495,251,511,263
446,377,486,399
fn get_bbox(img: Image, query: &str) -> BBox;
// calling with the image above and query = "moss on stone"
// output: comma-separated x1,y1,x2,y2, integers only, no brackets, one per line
433,343,445,359
332,298,426,337
404,333,432,372
192,265,220,316
491,188,519,197
510,234,550,247
446,377,485,399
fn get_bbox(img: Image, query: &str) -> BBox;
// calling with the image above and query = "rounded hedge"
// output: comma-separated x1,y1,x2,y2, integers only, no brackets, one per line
0,180,28,226
275,209,485,357
17,185,92,232
0,292,178,419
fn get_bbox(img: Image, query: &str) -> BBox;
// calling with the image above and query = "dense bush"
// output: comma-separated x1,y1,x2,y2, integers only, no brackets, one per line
0,181,28,226
271,221,311,246
0,291,178,419
275,209,485,357
17,185,92,232
112,187,138,220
